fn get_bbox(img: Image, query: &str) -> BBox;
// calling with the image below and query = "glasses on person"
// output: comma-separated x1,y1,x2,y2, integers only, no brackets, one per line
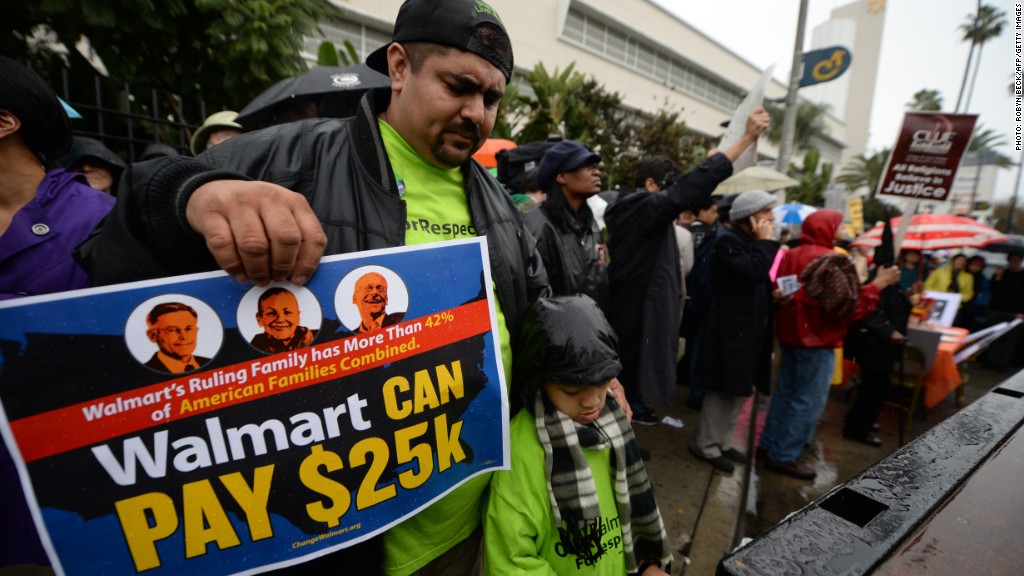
152,326,197,336
577,163,601,173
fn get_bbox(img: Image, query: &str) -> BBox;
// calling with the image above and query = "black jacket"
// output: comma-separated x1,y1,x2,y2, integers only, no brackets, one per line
523,200,608,311
845,283,911,372
79,89,549,347
604,154,733,404
697,226,779,397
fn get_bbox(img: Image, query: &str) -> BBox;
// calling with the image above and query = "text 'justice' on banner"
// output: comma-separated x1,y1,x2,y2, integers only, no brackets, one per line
876,112,977,202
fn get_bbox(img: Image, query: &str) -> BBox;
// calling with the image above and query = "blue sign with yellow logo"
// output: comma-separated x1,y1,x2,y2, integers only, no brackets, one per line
799,46,852,88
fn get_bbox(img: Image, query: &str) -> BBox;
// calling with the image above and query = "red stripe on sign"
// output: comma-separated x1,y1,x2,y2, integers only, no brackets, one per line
11,300,493,462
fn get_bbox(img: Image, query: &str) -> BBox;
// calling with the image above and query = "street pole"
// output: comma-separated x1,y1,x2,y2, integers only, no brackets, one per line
776,0,810,173
967,149,986,218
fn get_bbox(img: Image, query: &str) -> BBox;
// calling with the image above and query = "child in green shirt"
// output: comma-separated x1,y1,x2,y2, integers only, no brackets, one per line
483,295,671,575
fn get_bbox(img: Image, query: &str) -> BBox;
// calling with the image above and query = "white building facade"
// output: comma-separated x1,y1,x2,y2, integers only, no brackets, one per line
308,0,856,166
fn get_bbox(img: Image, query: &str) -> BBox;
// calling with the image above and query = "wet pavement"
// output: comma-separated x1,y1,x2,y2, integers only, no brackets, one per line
636,362,1018,576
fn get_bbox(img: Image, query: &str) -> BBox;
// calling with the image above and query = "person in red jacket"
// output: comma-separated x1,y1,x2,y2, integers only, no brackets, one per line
758,209,899,479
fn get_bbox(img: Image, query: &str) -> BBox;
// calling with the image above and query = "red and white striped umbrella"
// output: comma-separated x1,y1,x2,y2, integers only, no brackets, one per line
852,214,1008,251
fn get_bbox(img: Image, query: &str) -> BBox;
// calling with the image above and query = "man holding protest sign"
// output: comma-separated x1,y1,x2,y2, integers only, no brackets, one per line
77,2,760,574
82,2,544,573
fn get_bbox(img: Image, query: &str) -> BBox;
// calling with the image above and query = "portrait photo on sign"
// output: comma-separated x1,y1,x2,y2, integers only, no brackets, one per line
125,294,224,374
335,266,409,336
238,283,323,354
923,290,962,327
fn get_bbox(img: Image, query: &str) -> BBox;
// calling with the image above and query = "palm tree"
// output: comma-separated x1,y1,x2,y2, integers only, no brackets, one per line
836,148,891,199
956,4,1007,112
906,89,943,111
968,125,1013,168
514,63,586,143
764,101,830,152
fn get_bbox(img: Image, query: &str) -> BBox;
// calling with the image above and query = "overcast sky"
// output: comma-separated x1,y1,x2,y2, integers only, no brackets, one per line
653,0,1019,202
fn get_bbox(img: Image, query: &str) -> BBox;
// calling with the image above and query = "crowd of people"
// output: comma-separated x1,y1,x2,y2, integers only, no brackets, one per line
2,0,1023,573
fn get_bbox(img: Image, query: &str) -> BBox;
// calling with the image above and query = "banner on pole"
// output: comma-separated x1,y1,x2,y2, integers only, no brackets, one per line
0,238,508,576
799,46,852,88
877,112,978,202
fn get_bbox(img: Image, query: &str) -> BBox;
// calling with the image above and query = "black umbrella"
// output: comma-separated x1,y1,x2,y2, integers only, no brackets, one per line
236,63,390,129
980,240,1024,256
876,206,896,267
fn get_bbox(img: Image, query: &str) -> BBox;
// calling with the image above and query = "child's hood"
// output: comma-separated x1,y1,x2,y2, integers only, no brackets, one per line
513,295,622,405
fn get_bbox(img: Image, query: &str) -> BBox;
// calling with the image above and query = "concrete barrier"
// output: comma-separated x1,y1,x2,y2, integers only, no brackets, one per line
718,368,1024,575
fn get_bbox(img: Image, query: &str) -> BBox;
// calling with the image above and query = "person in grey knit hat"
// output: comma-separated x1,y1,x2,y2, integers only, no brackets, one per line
729,189,776,222
689,188,779,473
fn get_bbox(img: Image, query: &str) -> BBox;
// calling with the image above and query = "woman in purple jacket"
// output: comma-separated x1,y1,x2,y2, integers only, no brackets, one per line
0,57,114,300
0,56,114,568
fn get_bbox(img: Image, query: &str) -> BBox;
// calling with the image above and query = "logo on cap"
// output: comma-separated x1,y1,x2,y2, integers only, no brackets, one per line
331,74,362,88
475,0,503,24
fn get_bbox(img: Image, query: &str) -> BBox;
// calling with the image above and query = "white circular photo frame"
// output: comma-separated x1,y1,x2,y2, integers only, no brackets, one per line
237,283,323,351
125,294,224,372
335,266,409,332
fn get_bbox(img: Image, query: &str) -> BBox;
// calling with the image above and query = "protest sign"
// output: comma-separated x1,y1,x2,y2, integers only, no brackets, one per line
876,112,977,202
0,238,508,575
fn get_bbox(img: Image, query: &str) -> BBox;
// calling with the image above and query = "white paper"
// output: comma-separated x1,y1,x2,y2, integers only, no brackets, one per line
720,65,775,172
922,290,962,328
953,319,1023,364
777,274,800,296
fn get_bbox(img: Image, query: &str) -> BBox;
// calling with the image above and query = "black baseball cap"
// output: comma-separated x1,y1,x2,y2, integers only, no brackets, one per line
366,0,513,81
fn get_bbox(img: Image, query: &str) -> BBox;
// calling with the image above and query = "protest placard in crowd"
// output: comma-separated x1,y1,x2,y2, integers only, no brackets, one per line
0,238,508,576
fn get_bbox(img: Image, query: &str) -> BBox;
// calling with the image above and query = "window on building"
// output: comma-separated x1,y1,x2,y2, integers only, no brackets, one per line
607,28,628,61
565,10,585,43
560,5,744,112
303,19,391,62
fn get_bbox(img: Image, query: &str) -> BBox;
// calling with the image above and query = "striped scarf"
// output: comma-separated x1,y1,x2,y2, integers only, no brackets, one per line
534,392,671,574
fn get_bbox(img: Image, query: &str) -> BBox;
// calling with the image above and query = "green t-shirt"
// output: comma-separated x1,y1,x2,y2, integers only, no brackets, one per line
378,120,514,576
484,410,626,575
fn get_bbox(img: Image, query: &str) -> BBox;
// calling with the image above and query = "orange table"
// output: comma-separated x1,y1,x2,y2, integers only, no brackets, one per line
922,326,969,409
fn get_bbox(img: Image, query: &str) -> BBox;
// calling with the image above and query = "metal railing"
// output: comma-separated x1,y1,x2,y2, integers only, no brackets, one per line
50,66,204,161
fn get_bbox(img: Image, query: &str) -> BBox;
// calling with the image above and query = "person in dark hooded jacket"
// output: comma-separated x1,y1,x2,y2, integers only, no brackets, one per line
62,136,126,195
486,295,672,576
759,209,899,480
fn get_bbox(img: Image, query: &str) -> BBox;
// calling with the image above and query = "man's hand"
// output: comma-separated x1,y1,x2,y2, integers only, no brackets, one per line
641,564,671,576
890,330,905,345
722,106,771,163
608,378,633,421
872,265,900,289
745,106,771,137
752,217,774,241
186,180,328,286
